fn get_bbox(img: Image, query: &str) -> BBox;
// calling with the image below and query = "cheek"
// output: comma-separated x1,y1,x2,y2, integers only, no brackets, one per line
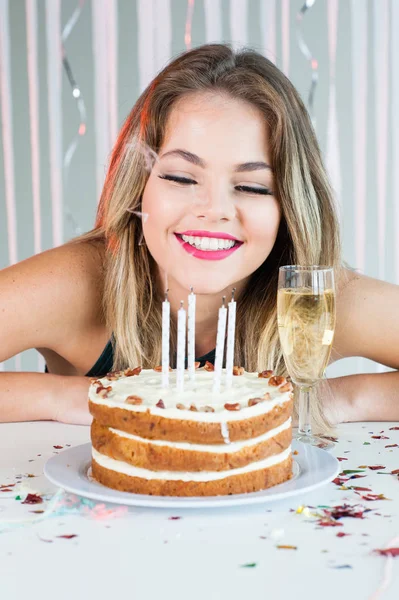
142,177,187,231
245,200,281,247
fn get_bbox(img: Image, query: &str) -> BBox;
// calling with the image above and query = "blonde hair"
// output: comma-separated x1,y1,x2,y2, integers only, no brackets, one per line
70,44,343,432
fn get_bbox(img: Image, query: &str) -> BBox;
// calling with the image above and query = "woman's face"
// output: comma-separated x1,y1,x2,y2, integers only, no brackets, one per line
142,92,281,295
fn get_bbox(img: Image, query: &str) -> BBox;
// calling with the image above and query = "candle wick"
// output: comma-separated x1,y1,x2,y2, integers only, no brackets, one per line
231,287,236,300
222,296,226,307
165,289,169,301
180,300,184,308
190,286,194,294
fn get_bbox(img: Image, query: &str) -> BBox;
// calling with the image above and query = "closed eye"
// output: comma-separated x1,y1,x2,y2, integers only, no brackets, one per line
158,175,273,196
158,174,197,185
235,185,273,196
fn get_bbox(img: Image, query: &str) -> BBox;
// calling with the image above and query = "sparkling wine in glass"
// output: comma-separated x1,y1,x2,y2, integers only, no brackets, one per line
277,266,336,449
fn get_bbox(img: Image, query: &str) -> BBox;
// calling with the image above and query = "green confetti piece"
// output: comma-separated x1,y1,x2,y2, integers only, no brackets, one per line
341,470,365,475
15,495,21,500
240,563,257,568
363,442,371,445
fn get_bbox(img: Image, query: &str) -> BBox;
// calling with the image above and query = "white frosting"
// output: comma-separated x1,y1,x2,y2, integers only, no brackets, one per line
220,421,230,444
108,418,291,453
89,368,291,423
92,445,291,482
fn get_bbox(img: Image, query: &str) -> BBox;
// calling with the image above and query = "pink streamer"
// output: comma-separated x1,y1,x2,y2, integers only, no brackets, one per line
185,0,195,50
0,0,18,266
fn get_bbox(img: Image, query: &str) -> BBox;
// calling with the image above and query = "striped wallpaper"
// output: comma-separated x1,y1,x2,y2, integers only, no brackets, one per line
0,0,397,377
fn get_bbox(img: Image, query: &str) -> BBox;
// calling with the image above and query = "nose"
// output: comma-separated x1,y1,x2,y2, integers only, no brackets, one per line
193,183,236,222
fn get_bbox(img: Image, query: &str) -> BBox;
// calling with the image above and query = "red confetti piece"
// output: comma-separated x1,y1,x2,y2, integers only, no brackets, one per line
0,483,16,489
391,469,399,475
168,516,181,520
1,488,14,493
385,444,398,448
337,457,348,462
336,532,351,537
371,436,389,440
374,547,399,557
351,487,372,492
327,504,369,520
357,493,389,502
389,427,399,430
368,466,386,471
348,474,367,480
56,534,78,539
21,493,43,505
156,399,165,409
332,477,348,486
53,445,63,449
319,520,343,527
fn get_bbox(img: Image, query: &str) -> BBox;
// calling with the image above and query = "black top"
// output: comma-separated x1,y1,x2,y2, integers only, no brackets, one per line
44,338,216,378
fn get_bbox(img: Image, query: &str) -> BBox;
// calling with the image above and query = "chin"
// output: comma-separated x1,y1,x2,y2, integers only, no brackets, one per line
173,271,241,296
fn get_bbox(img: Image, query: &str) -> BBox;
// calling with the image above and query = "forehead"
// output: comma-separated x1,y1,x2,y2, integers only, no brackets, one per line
161,92,271,161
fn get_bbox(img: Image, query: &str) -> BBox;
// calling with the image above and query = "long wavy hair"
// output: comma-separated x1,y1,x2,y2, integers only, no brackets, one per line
70,44,343,431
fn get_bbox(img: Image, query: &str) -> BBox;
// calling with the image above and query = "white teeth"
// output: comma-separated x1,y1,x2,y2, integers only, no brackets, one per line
181,235,237,251
209,238,218,250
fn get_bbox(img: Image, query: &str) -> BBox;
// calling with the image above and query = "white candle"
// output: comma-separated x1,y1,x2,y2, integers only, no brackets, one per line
213,297,227,394
225,289,237,389
187,287,196,382
161,291,170,388
176,301,186,392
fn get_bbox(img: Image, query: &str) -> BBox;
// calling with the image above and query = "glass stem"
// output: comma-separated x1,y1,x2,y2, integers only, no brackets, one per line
298,385,312,437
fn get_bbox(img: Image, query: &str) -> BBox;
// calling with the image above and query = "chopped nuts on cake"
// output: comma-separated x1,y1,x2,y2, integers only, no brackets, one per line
248,398,262,407
258,370,273,379
233,366,244,376
279,382,293,392
124,367,142,377
125,395,143,405
224,402,241,411
268,376,286,387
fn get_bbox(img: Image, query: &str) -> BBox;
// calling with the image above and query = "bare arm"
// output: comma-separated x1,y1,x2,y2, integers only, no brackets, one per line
0,371,92,424
324,371,399,424
325,269,399,423
0,242,104,424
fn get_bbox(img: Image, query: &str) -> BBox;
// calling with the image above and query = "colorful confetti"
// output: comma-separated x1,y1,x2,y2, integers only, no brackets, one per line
240,563,257,568
21,494,43,505
374,547,399,557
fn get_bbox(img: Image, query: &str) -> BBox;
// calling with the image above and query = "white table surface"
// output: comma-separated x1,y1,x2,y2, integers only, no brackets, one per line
0,421,398,600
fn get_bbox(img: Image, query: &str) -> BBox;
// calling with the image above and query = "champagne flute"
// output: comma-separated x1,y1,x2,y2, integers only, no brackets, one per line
277,266,336,450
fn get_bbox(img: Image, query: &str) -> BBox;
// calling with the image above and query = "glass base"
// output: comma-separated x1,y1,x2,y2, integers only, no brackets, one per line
294,432,335,451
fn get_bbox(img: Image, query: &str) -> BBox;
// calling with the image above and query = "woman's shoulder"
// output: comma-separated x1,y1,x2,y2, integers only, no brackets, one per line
332,265,399,368
0,239,107,362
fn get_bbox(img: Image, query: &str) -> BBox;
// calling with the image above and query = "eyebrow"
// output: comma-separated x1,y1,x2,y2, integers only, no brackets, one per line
160,149,272,172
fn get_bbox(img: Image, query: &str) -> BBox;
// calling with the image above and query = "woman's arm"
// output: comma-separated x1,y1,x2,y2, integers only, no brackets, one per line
324,371,399,424
326,269,399,423
0,242,104,424
0,371,91,424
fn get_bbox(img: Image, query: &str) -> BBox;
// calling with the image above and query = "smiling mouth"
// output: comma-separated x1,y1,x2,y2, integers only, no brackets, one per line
175,233,243,252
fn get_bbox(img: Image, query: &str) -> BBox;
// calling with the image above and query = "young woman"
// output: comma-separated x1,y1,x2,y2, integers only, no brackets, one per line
1,44,398,428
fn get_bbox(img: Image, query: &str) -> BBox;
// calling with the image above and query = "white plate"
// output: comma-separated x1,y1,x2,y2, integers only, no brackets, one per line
44,441,339,508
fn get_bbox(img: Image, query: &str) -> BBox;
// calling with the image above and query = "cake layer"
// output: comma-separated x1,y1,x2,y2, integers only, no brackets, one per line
91,448,293,496
89,396,293,444
91,418,292,472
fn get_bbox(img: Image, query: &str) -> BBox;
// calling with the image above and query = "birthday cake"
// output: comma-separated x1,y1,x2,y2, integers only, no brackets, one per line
88,365,294,497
